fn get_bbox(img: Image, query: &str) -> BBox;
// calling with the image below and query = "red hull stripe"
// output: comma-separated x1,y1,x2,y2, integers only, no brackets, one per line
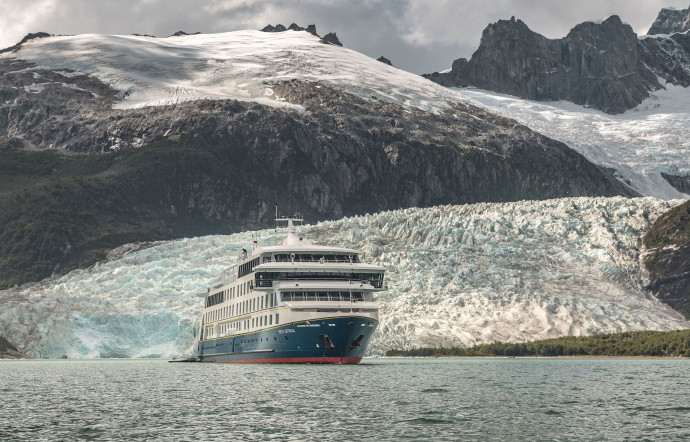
214,356,362,364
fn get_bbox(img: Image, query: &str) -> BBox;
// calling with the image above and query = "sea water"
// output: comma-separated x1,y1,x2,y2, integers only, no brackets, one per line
1,358,688,441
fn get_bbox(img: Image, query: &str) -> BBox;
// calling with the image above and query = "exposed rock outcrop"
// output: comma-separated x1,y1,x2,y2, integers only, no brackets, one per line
643,200,690,319
321,32,342,46
661,173,690,195
170,31,201,37
261,23,318,36
424,15,690,114
377,56,393,66
261,24,287,32
0,335,33,359
648,5,690,35
0,32,52,54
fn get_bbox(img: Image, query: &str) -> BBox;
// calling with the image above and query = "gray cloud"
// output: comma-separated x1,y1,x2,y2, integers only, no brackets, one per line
1,0,688,73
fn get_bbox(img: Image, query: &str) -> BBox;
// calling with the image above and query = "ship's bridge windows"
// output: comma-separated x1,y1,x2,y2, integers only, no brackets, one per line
273,253,360,263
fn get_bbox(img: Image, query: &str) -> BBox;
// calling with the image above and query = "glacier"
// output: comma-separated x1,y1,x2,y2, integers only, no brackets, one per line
459,86,690,200
1,197,688,359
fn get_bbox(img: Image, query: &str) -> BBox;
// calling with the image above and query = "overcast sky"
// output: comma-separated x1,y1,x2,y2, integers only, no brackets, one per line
1,0,688,73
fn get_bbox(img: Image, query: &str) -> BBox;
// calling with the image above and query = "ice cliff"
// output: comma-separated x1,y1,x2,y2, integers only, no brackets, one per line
1,197,688,358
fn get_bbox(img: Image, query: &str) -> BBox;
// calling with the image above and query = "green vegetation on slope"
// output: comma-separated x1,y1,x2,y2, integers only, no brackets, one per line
643,200,690,319
0,134,315,289
385,329,690,357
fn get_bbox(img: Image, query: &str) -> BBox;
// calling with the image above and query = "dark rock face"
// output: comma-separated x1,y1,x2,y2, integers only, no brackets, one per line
661,173,690,194
321,32,342,46
424,15,690,114
0,32,52,54
0,67,638,286
638,32,690,87
643,200,690,319
648,6,690,35
262,24,319,37
170,31,201,37
0,335,32,359
377,56,393,66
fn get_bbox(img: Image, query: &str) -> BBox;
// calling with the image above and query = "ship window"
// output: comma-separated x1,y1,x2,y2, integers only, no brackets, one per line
276,313,279,325
269,315,273,325
261,297,264,310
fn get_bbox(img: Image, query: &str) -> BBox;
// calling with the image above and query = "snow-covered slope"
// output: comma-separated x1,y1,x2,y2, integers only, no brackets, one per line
4,30,466,111
1,197,688,358
459,86,690,200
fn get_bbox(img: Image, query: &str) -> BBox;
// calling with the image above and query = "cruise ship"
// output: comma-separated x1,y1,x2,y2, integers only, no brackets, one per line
196,217,385,363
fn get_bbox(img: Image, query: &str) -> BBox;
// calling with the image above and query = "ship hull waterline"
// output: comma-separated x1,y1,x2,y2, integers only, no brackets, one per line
197,316,378,364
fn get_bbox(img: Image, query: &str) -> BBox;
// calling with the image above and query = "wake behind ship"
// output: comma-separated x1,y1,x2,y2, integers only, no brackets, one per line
196,217,386,364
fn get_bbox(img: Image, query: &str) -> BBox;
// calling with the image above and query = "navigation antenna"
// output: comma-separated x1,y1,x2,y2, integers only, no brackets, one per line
274,204,303,233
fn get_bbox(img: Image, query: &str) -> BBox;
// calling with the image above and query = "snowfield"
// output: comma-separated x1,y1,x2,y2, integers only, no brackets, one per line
4,30,468,111
460,86,690,200
1,197,688,358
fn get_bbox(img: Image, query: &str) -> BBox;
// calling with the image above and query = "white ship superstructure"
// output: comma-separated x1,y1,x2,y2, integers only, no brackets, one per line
196,218,385,363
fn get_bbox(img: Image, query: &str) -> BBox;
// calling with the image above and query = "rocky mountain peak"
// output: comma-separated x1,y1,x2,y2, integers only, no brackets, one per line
0,32,52,54
320,32,342,46
261,23,319,36
376,56,392,66
170,31,202,37
647,5,690,35
424,12,690,114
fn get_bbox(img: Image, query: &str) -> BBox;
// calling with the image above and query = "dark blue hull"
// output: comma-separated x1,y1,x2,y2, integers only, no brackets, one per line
197,316,378,364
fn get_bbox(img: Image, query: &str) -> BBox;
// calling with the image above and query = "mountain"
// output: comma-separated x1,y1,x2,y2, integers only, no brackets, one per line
424,15,690,114
0,30,635,288
643,200,690,319
648,5,690,35
1,197,687,358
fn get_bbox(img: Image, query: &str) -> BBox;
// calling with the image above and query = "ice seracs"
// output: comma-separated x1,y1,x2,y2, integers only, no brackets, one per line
1,197,688,358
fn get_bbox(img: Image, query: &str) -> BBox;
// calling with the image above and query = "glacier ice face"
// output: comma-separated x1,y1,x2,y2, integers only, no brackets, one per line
3,30,468,112
1,197,688,358
459,86,690,200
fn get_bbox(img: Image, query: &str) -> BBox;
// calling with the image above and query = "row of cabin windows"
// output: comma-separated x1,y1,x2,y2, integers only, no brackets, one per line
206,279,256,309
238,258,260,278
205,292,279,324
255,272,384,288
204,313,280,339
280,291,372,302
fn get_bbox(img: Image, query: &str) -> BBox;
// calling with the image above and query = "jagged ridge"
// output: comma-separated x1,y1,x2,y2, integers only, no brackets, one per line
425,15,690,114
